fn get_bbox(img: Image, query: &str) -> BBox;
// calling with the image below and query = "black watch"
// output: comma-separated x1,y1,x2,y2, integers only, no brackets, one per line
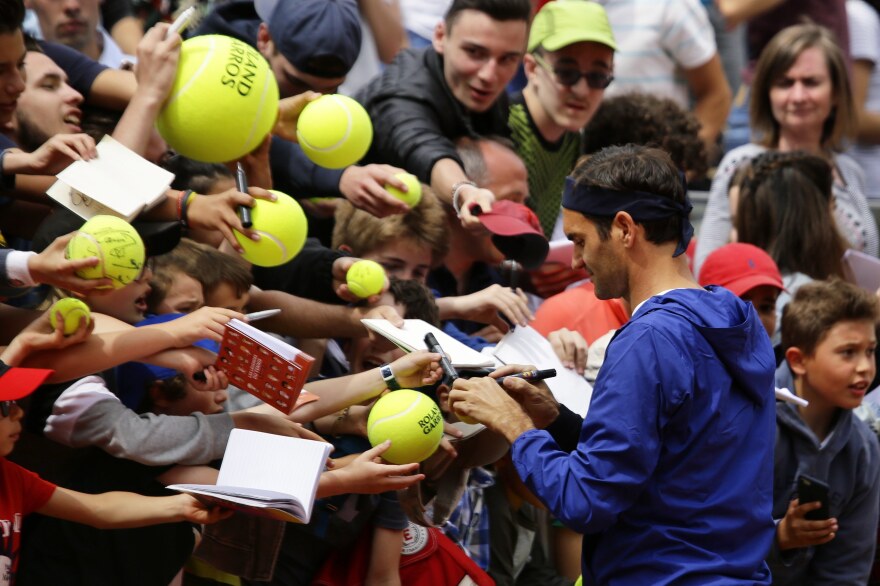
380,364,401,391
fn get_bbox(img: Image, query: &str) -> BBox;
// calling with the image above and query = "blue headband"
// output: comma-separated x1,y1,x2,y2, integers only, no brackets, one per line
561,177,694,257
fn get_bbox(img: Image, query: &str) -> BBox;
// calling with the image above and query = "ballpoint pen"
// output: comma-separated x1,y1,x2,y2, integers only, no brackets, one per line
496,368,557,385
235,163,253,229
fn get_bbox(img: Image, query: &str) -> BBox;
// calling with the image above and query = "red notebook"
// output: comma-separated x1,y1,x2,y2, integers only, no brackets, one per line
214,318,315,414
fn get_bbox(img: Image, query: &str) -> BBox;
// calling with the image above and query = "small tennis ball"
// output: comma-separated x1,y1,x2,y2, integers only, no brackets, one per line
49,298,91,335
66,215,145,289
157,35,280,163
367,389,444,464
346,259,386,298
386,173,422,207
234,191,308,267
296,94,373,169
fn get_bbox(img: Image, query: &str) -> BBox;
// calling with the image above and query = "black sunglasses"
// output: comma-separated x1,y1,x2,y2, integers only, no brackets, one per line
533,53,614,90
1,400,16,418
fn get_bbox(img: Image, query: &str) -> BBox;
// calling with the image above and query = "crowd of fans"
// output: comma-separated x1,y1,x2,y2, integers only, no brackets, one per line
3,0,880,584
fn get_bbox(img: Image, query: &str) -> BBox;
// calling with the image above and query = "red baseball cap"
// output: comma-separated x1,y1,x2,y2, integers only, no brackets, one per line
475,200,549,269
0,362,54,402
698,243,785,297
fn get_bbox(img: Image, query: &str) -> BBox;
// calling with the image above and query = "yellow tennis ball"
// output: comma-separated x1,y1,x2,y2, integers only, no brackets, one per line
296,94,373,169
157,35,280,163
49,298,91,335
234,191,308,267
66,215,145,289
386,172,422,207
346,259,386,298
367,389,444,464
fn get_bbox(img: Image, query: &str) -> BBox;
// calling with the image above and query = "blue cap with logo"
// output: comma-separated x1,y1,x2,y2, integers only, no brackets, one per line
255,0,362,78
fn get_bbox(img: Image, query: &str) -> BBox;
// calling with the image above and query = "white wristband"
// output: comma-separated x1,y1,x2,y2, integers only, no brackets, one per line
451,180,477,215
7,251,37,287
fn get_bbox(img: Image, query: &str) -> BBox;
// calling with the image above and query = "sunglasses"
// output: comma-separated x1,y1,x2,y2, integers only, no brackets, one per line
0,400,17,418
533,53,614,90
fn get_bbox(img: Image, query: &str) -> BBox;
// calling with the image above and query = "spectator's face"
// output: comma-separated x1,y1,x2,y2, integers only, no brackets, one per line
433,10,526,113
790,319,876,410
257,25,345,99
348,294,406,373
156,382,228,416
206,282,249,312
28,0,99,51
155,272,205,315
0,30,26,128
769,46,835,142
739,285,779,337
479,140,528,204
14,51,83,148
363,238,433,284
86,266,153,324
562,208,626,300
525,42,613,133
0,399,23,457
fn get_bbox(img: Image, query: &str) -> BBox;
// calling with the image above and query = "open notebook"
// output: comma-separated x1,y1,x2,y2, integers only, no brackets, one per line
361,319,494,368
168,429,332,523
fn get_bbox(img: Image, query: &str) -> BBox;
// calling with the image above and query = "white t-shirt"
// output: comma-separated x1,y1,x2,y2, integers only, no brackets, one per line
400,0,451,40
847,0,880,199
597,0,717,107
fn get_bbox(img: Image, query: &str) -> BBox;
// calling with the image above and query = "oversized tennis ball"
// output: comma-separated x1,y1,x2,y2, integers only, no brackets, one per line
233,190,308,267
66,215,145,289
346,259,386,298
296,94,373,169
49,298,91,335
367,389,444,464
386,172,422,207
157,35,280,163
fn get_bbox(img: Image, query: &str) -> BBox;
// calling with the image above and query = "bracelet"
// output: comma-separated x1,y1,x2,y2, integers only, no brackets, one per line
0,149,15,190
451,180,477,215
380,363,401,391
179,190,196,228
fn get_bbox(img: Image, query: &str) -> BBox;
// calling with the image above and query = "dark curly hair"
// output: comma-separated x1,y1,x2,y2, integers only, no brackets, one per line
582,93,708,180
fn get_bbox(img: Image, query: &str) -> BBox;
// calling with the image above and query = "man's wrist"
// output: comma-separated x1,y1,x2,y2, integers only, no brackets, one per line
499,413,536,444
0,149,27,181
451,180,477,215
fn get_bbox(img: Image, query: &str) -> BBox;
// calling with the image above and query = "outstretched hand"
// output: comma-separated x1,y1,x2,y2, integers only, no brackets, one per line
322,441,425,496
332,256,390,304
185,187,277,253
27,233,113,293
339,164,411,217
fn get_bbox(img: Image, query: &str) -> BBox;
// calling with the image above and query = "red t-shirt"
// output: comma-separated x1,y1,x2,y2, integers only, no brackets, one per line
531,281,629,345
0,458,57,585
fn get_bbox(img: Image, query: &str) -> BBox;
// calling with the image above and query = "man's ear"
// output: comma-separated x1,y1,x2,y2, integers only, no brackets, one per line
523,53,538,81
432,21,446,54
785,346,808,377
256,23,272,56
613,211,637,248
338,244,353,253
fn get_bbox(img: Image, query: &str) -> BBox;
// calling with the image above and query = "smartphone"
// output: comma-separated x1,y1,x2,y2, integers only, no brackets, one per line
797,474,830,520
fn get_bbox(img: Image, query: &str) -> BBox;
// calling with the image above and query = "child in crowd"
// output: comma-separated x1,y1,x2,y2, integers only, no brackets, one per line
769,280,880,584
0,316,231,584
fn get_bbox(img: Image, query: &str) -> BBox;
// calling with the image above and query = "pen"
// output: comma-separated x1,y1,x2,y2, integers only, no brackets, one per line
167,6,197,37
236,163,253,229
496,368,556,385
245,309,281,322
424,332,458,382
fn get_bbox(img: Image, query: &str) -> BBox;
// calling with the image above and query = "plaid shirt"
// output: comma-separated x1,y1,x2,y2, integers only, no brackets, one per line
441,467,495,570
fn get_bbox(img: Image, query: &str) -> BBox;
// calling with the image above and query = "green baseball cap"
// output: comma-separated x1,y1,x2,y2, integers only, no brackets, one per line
528,0,617,53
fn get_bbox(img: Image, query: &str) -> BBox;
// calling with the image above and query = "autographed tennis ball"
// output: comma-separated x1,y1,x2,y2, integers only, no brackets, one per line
346,259,386,298
234,190,308,267
66,215,145,289
367,389,444,464
157,35,280,163
386,172,422,207
296,94,373,169
49,298,91,335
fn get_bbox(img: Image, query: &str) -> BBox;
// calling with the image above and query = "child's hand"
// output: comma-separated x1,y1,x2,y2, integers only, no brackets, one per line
332,256,390,304
326,441,425,495
188,366,228,393
1,308,93,366
160,306,244,346
388,350,443,389
174,494,234,525
776,498,838,550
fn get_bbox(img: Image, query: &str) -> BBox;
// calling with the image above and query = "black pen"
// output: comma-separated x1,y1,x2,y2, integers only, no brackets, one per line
424,332,458,382
496,368,557,385
236,163,253,229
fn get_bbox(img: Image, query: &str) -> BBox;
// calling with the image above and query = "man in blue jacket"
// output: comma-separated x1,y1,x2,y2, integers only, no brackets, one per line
449,144,777,584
